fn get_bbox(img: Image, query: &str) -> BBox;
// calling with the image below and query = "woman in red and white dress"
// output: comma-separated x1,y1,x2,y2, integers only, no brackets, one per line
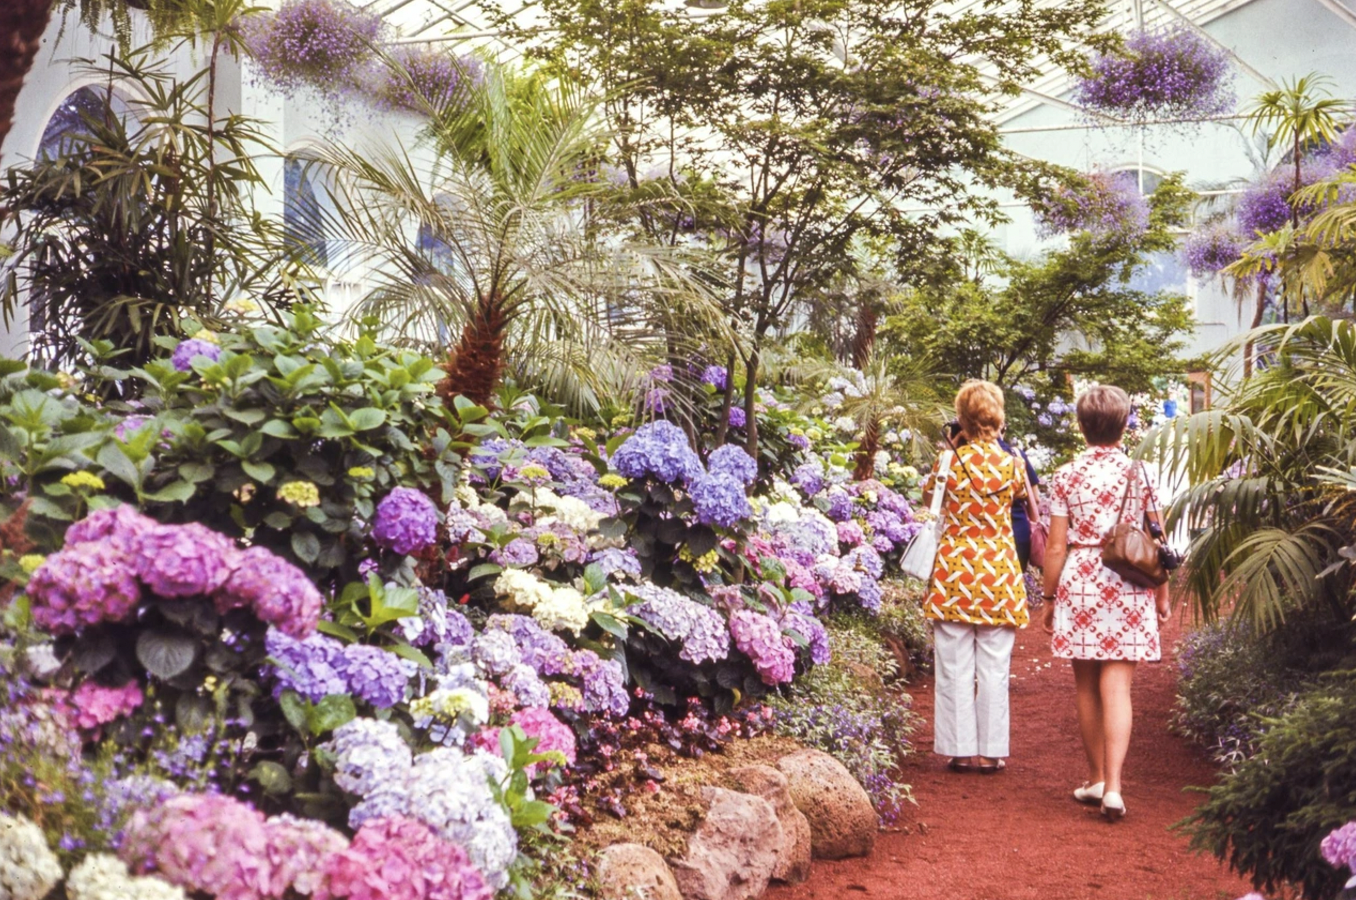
1040,385,1171,821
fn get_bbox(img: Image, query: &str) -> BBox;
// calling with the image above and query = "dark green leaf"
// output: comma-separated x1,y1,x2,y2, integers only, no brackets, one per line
136,629,198,680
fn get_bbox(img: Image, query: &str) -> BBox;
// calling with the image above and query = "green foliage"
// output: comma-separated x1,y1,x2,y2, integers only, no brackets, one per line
1139,316,1356,628
882,174,1197,394
1183,670,1356,900
0,50,311,372
768,615,915,822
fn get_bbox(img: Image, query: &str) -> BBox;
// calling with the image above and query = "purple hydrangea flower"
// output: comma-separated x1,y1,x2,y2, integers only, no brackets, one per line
134,522,235,597
856,577,883,614
372,487,439,555
782,611,830,665
490,538,538,568
265,628,348,701
823,488,854,523
485,614,568,675
501,663,551,709
701,365,728,390
708,444,757,485
26,542,141,635
216,545,324,639
588,547,641,580
729,610,795,685
64,504,156,551
792,461,825,496
788,433,811,451
649,364,673,383
336,644,413,709
644,387,670,414
837,521,865,546
170,339,222,371
690,472,752,527
727,407,747,429
1320,820,1356,871
563,650,629,717
472,630,522,677
845,544,884,580
610,420,703,485
627,583,730,664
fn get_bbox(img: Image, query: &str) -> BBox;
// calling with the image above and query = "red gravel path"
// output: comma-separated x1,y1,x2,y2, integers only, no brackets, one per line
768,613,1252,900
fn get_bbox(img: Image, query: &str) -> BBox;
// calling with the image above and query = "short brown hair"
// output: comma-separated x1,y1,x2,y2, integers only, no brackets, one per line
1076,385,1131,445
955,380,1005,442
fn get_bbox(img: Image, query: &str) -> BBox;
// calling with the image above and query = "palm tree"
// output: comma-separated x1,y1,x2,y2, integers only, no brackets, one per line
1138,316,1356,630
0,0,56,156
1245,74,1350,320
299,63,725,410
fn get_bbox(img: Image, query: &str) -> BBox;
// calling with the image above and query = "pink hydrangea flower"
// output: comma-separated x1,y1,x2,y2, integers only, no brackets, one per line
26,541,141,635
315,815,492,900
70,681,144,730
262,814,350,897
1320,820,1356,872
122,794,272,900
729,609,795,686
473,708,576,778
65,504,157,552
133,522,236,598
216,546,323,639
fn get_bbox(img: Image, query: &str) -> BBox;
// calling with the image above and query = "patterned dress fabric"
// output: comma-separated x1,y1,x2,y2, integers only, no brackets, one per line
1048,445,1162,662
924,440,1029,628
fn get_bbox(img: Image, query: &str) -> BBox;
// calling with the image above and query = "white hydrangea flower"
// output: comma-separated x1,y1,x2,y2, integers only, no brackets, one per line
873,450,891,469
406,748,517,889
532,585,590,634
0,812,62,900
66,854,186,900
762,500,801,527
534,489,603,533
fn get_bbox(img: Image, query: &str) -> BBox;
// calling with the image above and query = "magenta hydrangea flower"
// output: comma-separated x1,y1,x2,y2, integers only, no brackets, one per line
315,815,493,900
170,339,222,372
1320,820,1356,871
65,504,156,552
372,488,440,555
70,681,144,730
216,545,324,639
26,542,141,635
133,522,235,598
261,814,350,898
730,609,795,685
121,793,272,900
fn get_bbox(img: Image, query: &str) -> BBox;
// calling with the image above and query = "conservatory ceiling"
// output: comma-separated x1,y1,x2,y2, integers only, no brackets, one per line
356,0,1345,129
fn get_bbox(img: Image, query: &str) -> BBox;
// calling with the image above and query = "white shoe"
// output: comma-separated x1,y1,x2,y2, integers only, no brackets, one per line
1073,781,1104,804
1100,791,1126,820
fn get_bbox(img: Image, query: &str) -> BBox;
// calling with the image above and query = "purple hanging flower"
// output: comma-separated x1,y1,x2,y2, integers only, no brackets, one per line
1074,27,1234,123
372,487,439,555
1032,170,1149,238
1183,224,1245,276
242,0,385,97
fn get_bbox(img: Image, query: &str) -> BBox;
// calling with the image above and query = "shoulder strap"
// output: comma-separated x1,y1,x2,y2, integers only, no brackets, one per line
930,451,954,517
1115,458,1138,524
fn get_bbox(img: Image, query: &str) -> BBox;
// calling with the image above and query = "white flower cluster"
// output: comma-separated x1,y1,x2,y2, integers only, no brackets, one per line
407,748,517,889
0,812,63,900
533,488,603,534
494,569,593,634
66,854,186,900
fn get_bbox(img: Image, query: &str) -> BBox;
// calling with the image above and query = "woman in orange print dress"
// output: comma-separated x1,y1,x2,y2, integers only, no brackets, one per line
924,380,1027,775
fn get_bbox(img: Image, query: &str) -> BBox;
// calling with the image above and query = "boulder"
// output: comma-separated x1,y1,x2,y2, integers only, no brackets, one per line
776,749,877,859
667,787,782,900
727,764,812,884
597,843,683,900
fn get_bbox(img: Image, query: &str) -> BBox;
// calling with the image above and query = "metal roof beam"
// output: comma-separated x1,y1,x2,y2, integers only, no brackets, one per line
1309,0,1356,32
1001,112,1248,133
1146,0,1276,88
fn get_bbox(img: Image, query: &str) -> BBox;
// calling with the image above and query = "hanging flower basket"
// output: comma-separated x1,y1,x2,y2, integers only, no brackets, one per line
243,0,384,97
1031,170,1149,238
1182,224,1244,276
1074,27,1234,123
374,46,484,115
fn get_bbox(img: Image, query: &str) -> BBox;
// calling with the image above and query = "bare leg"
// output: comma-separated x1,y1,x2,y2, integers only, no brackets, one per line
1072,659,1105,784
1099,661,1137,795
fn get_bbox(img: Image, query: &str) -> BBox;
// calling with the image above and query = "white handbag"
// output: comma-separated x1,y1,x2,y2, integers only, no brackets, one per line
900,450,953,582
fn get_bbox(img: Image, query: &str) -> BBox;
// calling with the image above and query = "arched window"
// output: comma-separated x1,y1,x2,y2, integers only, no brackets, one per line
37,85,115,159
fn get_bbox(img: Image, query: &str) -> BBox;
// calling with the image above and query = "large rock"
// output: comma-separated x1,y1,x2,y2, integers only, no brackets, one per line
597,843,683,900
727,764,812,884
776,749,877,859
668,787,782,900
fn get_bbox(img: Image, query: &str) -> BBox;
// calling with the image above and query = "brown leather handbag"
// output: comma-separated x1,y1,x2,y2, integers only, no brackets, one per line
1101,461,1169,589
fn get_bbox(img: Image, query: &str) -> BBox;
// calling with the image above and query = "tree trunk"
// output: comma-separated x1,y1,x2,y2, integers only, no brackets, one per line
743,351,759,459
0,0,56,157
438,295,507,410
850,303,878,370
853,416,880,480
1244,278,1266,378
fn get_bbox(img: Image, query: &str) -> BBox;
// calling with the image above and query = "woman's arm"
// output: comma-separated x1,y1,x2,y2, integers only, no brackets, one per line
1040,514,1069,633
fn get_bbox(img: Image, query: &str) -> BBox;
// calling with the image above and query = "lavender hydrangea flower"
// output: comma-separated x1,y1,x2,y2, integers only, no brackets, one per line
644,388,670,414
323,717,413,796
727,407,747,429
856,577,883,614
1320,820,1356,871
216,545,324,638
649,364,673,383
399,587,450,647
702,365,728,390
64,504,156,552
589,547,641,580
823,488,853,523
788,433,811,451
134,522,235,598
471,630,521,677
26,542,141,635
628,583,731,664
610,420,703,485
484,615,568,675
169,339,222,372
783,611,831,665
336,645,414,709
404,748,516,888
372,487,439,555
845,544,884,580
792,461,825,496
501,664,551,708
730,610,795,685
708,444,758,486
690,472,752,527
490,538,539,568
264,628,347,701
563,650,630,717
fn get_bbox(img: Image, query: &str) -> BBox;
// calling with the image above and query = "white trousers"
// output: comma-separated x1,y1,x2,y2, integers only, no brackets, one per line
932,620,1016,759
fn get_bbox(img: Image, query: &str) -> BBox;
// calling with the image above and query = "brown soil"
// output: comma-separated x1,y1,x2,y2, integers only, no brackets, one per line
576,734,805,857
768,612,1252,900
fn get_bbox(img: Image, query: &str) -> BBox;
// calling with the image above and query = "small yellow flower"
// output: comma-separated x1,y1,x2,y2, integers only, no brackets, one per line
19,554,46,575
54,372,77,390
900,465,920,480
277,481,321,508
598,473,629,490
574,427,597,442
788,427,805,437
203,675,219,692
611,413,633,429
191,328,221,345
549,682,583,709
679,545,720,573
347,466,375,480
517,464,551,482
536,532,562,549
223,297,260,315
806,428,823,442
61,472,106,492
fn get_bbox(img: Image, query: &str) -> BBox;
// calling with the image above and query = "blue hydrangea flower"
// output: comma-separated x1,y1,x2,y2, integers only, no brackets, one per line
708,444,758,486
727,407,747,429
264,628,347,701
336,644,414,709
857,577,883,614
628,583,730,664
170,338,221,371
589,547,641,580
823,487,853,522
501,663,551,708
490,538,539,568
484,614,568,675
690,472,752,527
610,420,703,485
564,650,630,717
702,365,728,390
406,748,517,889
323,717,413,796
783,612,831,665
792,461,825,496
371,487,440,555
